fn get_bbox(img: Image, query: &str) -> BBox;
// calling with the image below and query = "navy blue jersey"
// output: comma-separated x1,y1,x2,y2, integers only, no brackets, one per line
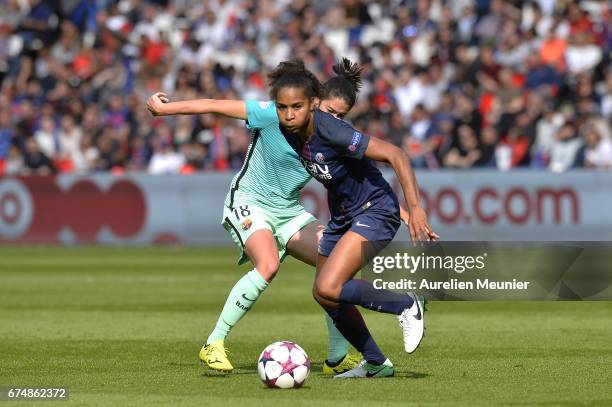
282,109,396,222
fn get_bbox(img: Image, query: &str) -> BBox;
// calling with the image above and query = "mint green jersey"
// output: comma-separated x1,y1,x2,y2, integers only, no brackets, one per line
224,100,311,211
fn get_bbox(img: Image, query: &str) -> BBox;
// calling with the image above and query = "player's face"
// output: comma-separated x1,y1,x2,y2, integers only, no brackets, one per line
319,97,350,119
275,87,315,134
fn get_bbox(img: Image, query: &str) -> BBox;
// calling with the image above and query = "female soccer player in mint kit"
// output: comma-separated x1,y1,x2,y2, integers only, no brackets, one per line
147,59,412,374
266,60,439,378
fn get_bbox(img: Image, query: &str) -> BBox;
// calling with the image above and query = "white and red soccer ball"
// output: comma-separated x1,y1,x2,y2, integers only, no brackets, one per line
257,341,311,389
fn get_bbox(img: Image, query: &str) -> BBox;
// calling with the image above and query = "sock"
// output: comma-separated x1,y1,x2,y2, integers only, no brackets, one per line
339,278,414,315
206,269,268,344
324,313,350,364
326,304,386,365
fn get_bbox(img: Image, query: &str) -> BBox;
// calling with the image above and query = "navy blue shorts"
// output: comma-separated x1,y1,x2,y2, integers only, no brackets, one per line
319,197,401,257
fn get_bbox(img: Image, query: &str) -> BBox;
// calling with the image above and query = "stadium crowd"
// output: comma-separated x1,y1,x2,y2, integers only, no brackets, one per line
0,0,610,175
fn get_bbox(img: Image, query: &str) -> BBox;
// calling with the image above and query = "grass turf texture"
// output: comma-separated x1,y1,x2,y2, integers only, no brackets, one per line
0,246,611,407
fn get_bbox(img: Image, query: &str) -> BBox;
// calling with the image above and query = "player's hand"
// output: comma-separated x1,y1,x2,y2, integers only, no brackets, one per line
407,206,439,244
146,92,171,116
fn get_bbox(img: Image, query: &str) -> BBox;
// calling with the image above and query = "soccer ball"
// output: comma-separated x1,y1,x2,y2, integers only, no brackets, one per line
257,341,311,389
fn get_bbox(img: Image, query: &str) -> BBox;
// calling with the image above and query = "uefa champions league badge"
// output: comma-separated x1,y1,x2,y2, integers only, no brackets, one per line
241,219,253,230
315,152,325,163
349,131,362,152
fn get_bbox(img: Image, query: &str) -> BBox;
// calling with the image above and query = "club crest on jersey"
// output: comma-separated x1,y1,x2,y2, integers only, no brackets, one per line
259,101,271,109
315,152,325,163
241,219,253,230
349,131,362,152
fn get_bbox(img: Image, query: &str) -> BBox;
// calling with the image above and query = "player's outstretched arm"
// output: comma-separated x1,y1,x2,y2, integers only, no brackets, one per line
146,92,247,120
364,137,439,243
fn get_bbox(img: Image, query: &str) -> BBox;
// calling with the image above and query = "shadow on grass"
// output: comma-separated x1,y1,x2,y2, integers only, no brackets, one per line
199,361,429,380
200,371,233,378
312,370,429,380
258,385,312,391
393,370,429,379
167,362,196,367
200,363,257,377
310,362,323,371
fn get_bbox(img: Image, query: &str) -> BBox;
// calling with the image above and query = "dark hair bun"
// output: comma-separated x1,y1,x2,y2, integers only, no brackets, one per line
332,57,363,92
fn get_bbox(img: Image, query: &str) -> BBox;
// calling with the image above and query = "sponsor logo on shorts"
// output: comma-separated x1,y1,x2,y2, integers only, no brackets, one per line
241,219,252,230
349,131,362,152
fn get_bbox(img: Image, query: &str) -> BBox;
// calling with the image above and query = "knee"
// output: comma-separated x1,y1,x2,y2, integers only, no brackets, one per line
312,285,341,311
255,258,280,282
312,286,321,304
314,278,341,302
312,286,325,304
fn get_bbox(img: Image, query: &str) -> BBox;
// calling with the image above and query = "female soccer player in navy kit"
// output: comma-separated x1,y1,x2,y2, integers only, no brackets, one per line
149,59,417,375
268,60,439,378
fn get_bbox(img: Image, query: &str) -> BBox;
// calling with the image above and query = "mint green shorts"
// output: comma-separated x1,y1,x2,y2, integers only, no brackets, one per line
221,204,316,265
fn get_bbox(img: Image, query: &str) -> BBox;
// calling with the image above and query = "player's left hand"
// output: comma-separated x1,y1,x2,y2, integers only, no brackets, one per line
407,206,439,243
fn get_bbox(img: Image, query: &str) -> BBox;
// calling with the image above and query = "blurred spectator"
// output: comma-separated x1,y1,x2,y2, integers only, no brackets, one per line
539,27,567,71
4,145,24,175
474,0,505,42
549,124,583,172
148,139,185,175
498,126,531,169
23,137,56,175
577,126,612,169
475,126,498,168
0,0,609,176
58,114,84,172
523,53,563,91
0,110,12,163
566,32,603,74
531,108,564,168
402,104,440,168
442,125,481,168
33,116,58,159
393,68,424,118
17,0,58,47
456,4,476,43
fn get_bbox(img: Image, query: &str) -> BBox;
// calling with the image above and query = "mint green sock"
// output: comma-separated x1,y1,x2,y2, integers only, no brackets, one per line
206,269,268,344
324,313,350,363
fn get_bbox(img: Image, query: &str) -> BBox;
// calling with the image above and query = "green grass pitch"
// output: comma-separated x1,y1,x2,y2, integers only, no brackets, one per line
0,246,611,406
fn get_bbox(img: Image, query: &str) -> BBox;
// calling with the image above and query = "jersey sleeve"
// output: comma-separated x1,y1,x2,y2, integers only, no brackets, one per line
245,100,278,129
318,112,370,159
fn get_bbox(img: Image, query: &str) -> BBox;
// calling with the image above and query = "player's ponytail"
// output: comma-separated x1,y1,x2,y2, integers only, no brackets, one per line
268,60,322,100
323,58,363,109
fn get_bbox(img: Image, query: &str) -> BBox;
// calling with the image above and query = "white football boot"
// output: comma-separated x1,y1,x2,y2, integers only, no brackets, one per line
398,293,425,353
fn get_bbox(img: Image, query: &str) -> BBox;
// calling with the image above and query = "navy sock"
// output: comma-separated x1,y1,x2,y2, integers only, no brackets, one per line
339,278,414,315
326,304,386,365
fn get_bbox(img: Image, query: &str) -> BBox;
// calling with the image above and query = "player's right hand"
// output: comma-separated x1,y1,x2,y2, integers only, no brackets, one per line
146,92,170,116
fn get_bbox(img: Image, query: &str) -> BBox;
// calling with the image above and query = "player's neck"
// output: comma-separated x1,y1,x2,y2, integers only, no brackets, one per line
297,112,315,143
